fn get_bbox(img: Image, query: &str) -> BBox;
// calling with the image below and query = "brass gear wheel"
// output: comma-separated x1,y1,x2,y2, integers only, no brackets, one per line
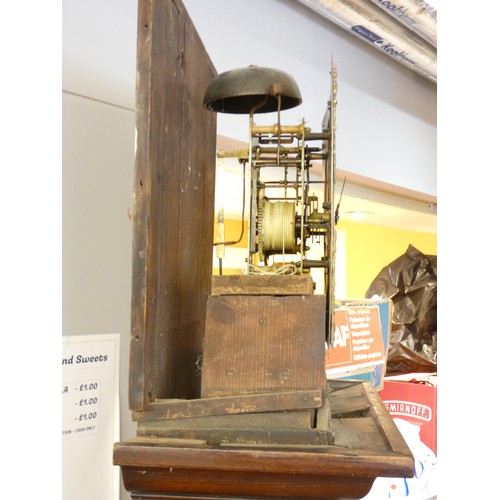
257,189,265,261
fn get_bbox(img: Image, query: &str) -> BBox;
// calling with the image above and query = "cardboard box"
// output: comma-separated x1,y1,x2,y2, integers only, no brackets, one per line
325,299,392,391
379,375,437,455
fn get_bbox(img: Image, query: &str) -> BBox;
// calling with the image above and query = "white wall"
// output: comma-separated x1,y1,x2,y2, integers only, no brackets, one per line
62,0,137,109
62,91,136,499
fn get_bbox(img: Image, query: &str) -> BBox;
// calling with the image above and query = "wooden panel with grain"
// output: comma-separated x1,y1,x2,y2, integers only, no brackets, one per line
118,464,376,499
201,295,327,398
137,410,314,431
129,0,218,410
132,389,323,422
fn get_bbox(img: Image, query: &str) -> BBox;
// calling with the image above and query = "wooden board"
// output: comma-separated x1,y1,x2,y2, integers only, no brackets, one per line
201,295,327,398
330,383,373,417
129,0,218,410
211,274,315,295
117,464,376,500
137,411,314,430
328,380,412,456
136,424,331,446
135,403,327,446
132,389,323,422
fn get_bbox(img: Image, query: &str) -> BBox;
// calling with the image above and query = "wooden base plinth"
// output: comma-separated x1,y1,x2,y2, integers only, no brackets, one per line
115,381,414,500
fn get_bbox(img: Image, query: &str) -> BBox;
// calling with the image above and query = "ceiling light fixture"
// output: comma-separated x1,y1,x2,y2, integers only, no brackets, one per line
345,210,375,220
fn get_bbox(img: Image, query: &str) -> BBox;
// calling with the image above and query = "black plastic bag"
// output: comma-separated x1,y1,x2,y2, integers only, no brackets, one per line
365,244,437,375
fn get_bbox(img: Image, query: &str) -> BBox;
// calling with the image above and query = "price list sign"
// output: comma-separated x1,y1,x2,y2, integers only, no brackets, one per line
62,334,120,500
62,379,101,437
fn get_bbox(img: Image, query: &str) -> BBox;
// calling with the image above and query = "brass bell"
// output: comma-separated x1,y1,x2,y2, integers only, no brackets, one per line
203,66,302,114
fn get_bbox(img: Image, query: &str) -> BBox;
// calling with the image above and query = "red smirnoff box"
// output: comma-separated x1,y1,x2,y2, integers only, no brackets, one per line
378,374,437,456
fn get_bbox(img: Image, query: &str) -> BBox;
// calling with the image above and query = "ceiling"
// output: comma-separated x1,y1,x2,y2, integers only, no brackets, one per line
333,185,437,233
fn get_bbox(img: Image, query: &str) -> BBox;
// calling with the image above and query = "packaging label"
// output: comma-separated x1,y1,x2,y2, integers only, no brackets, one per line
384,399,432,422
351,25,416,67
326,306,385,375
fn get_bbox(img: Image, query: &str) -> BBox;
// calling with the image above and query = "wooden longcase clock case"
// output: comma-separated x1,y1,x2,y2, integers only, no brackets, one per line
113,1,414,498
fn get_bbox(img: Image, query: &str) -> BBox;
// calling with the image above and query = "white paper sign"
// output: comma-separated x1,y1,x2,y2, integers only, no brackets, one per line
62,334,120,500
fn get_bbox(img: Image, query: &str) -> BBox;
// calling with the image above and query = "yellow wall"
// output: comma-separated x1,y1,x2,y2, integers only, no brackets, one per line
337,219,437,299
213,218,248,249
213,218,248,275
